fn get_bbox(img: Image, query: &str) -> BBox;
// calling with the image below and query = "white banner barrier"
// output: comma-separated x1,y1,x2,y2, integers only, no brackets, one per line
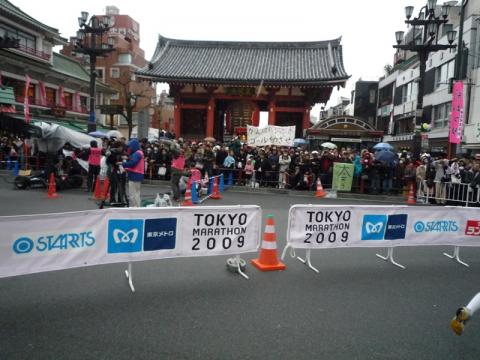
283,205,480,271
0,206,261,281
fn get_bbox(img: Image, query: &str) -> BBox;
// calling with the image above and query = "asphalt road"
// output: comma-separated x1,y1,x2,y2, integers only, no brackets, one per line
1,175,480,359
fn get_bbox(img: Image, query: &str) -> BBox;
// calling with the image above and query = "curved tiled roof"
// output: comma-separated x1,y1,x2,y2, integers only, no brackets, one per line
138,35,349,85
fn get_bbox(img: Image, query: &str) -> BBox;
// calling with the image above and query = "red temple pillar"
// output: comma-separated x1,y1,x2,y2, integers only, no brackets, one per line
268,100,276,125
302,105,311,134
173,102,181,137
252,108,260,126
206,97,215,138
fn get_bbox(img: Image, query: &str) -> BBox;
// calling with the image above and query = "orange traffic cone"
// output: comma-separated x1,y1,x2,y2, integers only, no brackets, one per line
102,177,110,201
47,173,59,199
93,175,103,200
315,178,327,198
182,179,193,206
407,183,416,205
251,214,286,271
210,176,223,200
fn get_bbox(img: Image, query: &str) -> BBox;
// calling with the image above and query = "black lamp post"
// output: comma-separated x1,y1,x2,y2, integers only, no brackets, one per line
393,0,457,159
73,11,115,133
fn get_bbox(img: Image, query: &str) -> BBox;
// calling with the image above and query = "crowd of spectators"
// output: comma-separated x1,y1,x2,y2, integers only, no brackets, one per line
3,131,480,205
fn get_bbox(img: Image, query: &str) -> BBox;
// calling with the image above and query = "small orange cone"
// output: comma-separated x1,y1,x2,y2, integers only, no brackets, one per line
251,214,286,271
47,173,59,199
407,183,416,205
315,178,326,198
102,177,110,201
93,175,103,200
182,179,193,206
210,176,223,200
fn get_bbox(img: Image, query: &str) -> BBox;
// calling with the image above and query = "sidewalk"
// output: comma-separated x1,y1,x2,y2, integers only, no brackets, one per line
142,178,407,203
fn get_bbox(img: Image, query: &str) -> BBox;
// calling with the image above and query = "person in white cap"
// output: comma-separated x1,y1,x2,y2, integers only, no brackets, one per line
451,293,480,335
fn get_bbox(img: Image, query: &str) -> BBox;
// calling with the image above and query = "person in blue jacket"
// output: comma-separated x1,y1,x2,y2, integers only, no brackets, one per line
120,139,144,207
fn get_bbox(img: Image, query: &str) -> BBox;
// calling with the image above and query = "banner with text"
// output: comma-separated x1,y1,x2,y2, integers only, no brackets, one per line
332,163,354,191
449,80,464,144
287,205,480,249
0,206,261,278
247,125,295,147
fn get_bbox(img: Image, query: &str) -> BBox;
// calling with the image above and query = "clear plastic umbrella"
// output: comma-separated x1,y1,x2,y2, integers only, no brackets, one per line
321,142,337,149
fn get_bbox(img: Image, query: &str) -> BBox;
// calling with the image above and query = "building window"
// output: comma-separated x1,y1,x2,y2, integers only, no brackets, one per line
110,67,120,78
433,102,452,128
45,87,56,106
401,82,417,103
0,24,36,51
95,68,104,81
64,92,73,110
369,89,376,104
80,96,88,112
111,92,119,100
118,53,132,64
435,60,455,89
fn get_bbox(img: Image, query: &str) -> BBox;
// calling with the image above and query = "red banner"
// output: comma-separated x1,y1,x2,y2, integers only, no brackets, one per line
58,86,65,107
24,75,31,123
38,81,47,106
449,81,464,144
74,91,81,112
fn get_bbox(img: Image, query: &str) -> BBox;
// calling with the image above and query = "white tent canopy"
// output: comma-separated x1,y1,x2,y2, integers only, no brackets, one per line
34,121,99,153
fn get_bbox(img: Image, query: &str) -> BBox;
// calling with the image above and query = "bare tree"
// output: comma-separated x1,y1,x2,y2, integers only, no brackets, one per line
384,64,394,76
111,70,152,138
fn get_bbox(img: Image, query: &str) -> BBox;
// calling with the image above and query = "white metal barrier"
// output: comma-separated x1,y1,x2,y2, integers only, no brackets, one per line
0,205,262,291
417,180,480,207
282,204,477,272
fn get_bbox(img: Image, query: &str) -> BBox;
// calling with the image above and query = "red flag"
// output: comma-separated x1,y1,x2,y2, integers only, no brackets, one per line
38,81,47,106
59,86,66,107
74,91,81,112
24,75,31,123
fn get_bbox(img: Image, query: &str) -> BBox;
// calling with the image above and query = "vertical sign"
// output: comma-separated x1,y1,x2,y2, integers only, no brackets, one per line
137,108,150,140
449,81,464,144
332,162,354,192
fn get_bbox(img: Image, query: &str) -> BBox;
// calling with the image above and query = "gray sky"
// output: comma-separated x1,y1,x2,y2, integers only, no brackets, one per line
13,0,429,112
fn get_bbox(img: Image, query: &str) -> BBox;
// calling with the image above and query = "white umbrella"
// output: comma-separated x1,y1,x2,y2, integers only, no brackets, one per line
106,130,123,139
321,142,337,149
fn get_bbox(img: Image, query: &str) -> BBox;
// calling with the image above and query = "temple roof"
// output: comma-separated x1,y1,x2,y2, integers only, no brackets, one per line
137,35,350,86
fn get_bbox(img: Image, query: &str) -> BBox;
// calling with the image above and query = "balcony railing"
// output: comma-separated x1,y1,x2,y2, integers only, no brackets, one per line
15,44,51,61
15,95,88,114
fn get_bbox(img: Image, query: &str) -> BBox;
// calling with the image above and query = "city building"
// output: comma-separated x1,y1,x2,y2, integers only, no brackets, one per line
0,0,115,135
376,2,480,155
61,6,156,135
352,80,378,125
137,35,349,141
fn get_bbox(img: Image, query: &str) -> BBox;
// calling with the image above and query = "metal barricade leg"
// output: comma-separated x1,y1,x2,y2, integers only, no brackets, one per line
375,247,405,269
235,254,249,280
296,249,319,273
443,246,469,267
124,262,135,292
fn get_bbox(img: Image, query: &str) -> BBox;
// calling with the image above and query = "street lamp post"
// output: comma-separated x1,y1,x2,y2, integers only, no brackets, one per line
393,0,457,159
73,12,115,133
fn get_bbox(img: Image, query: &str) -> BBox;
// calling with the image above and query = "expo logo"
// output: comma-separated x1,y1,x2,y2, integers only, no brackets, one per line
465,220,480,236
361,214,408,241
107,218,176,254
12,231,95,255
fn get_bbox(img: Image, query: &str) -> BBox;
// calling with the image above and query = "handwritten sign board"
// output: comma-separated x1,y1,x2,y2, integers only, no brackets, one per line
247,125,295,147
332,162,354,192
